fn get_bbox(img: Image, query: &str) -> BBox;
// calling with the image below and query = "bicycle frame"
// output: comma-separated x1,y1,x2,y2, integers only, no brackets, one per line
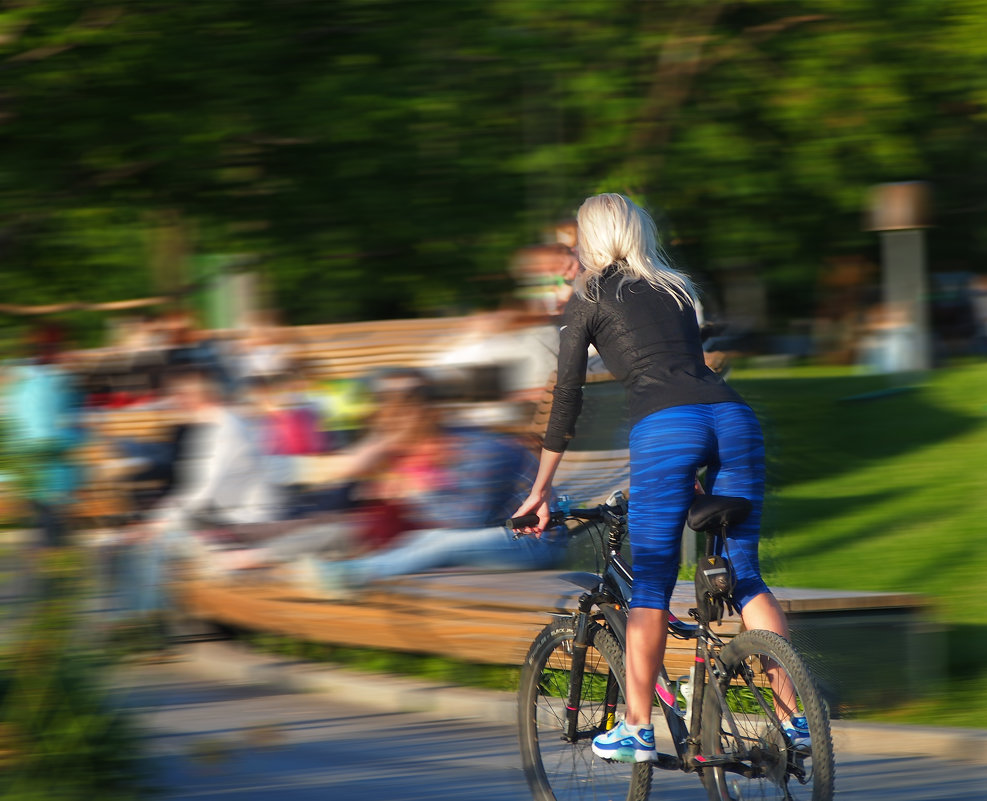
517,492,832,801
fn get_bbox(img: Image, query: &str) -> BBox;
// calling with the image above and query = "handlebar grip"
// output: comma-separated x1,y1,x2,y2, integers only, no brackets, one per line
505,511,566,532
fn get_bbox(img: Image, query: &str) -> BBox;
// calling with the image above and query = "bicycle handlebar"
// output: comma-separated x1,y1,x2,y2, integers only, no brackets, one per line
505,505,613,537
505,512,564,530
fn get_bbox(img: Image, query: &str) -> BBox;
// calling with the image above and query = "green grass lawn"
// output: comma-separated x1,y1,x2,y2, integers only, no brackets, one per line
730,361,987,726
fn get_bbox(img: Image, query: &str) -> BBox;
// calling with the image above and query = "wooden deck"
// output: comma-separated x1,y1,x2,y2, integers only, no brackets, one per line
66,331,936,707
177,570,928,685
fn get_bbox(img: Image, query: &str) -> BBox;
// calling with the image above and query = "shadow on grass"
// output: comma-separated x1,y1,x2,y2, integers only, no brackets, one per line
944,623,987,676
762,485,966,549
852,622,987,726
760,479,983,604
761,489,908,554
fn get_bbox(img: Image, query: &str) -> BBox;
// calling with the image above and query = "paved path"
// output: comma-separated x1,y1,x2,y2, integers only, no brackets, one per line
5,544,985,799
120,660,987,801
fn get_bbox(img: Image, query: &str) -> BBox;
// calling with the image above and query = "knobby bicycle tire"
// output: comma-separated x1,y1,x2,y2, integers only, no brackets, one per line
518,618,652,801
701,629,835,801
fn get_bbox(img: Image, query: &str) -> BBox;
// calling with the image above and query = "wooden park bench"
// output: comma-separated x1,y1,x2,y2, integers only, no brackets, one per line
174,359,936,708
179,571,739,680
286,316,474,381
174,362,646,659
68,408,187,524
177,569,931,709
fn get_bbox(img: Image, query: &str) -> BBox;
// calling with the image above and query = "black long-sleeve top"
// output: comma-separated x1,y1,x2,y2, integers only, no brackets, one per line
542,269,744,453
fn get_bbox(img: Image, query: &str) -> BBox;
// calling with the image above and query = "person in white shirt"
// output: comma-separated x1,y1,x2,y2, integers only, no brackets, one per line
156,371,281,529
119,366,281,617
435,243,582,413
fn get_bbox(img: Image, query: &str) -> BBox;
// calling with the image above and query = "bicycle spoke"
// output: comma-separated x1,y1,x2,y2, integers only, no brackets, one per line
520,620,652,801
701,630,834,801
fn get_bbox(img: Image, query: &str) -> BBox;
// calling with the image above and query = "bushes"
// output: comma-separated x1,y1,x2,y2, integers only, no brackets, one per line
0,551,148,801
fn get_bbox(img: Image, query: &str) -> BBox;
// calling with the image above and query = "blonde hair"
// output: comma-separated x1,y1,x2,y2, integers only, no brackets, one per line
575,193,696,308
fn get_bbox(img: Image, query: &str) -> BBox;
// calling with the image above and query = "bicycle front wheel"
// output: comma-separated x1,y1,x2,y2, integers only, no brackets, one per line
518,618,652,801
701,629,834,801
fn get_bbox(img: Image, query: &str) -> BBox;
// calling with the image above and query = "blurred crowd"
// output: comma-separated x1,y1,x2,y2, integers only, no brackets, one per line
3,234,987,631
0,236,588,629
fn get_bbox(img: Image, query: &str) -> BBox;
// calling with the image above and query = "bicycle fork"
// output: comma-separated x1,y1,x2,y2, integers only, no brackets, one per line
563,592,621,743
563,608,593,742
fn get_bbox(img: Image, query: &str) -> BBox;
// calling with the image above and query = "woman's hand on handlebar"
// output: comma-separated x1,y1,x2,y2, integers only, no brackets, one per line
512,450,565,536
511,487,552,536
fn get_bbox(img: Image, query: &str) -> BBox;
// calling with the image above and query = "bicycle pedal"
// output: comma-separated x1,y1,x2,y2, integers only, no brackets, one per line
653,752,680,770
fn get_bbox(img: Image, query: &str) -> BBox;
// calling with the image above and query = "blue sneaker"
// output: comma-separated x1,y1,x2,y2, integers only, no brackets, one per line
591,721,657,763
782,716,811,751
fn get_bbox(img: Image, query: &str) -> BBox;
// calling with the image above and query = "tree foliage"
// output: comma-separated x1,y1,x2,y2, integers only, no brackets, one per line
2,1,986,328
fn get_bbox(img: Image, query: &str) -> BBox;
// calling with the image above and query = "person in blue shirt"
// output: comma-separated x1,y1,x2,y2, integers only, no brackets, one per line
4,326,84,547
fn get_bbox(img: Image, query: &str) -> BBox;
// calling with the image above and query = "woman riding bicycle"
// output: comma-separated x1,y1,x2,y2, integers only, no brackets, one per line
512,192,806,763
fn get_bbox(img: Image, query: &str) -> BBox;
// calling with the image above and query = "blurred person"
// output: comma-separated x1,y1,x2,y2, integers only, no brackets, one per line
554,217,578,249
511,193,802,763
856,302,914,373
280,360,341,452
813,255,877,365
236,314,291,382
440,237,724,411
100,375,200,511
160,308,238,395
116,365,282,617
214,368,446,570
288,449,564,594
160,309,199,364
436,242,581,409
329,377,372,439
115,312,168,351
232,368,566,590
241,369,337,517
153,366,283,527
512,242,581,317
104,430,196,512
246,371,325,456
120,312,170,400
3,324,84,548
194,366,433,561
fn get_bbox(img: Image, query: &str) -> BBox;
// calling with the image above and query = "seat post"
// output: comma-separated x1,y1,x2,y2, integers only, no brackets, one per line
703,522,729,559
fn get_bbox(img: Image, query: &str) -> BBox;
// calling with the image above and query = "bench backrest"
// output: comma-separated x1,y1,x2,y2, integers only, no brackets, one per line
528,367,631,506
289,316,473,380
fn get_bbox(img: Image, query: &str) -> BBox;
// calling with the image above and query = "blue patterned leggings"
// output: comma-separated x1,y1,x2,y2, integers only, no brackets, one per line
628,401,769,611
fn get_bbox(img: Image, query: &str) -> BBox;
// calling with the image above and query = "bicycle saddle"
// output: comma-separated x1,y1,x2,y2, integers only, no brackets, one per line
687,495,752,532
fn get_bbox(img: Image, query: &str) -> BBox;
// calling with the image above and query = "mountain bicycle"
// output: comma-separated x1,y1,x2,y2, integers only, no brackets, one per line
509,491,834,801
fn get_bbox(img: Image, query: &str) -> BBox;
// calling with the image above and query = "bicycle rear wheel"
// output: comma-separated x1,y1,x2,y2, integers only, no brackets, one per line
519,618,652,801
701,629,834,801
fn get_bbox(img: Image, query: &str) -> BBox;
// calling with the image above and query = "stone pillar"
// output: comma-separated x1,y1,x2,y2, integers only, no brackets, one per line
878,229,931,370
865,181,932,371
